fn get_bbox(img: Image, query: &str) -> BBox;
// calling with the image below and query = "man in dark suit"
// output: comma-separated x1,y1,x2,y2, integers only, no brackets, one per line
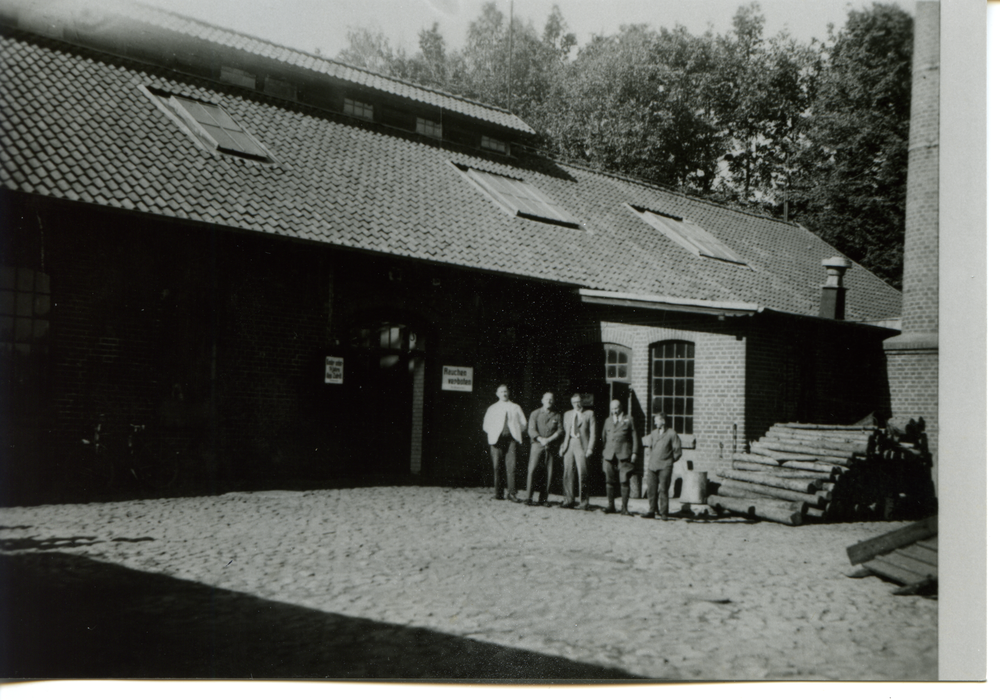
641,412,684,520
601,399,639,515
559,393,596,509
525,391,564,506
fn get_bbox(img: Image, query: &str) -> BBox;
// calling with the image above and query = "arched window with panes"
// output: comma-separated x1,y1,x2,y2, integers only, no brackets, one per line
649,341,694,435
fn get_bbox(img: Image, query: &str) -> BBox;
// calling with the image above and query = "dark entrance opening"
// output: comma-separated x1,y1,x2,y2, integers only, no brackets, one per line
324,320,425,481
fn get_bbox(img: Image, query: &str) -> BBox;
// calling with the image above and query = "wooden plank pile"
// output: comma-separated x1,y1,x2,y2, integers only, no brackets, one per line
709,419,937,525
846,516,938,595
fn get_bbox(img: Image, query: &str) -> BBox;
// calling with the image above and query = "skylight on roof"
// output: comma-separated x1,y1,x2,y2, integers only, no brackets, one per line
461,167,578,227
631,205,746,265
146,88,272,162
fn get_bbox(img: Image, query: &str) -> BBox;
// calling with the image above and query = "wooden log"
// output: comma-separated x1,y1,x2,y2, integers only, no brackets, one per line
751,445,852,466
752,503,803,526
804,506,827,520
769,425,872,441
766,430,871,451
715,484,807,512
757,438,858,459
846,516,937,565
734,452,781,467
708,495,803,526
732,462,835,480
764,438,869,458
782,460,844,475
757,444,854,465
720,479,826,507
776,423,875,433
708,494,755,516
717,468,820,493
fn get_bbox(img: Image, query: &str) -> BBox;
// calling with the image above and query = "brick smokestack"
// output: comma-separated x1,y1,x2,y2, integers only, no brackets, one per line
883,1,939,488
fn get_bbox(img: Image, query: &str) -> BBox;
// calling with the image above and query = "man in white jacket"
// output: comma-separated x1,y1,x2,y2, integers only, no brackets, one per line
482,384,528,502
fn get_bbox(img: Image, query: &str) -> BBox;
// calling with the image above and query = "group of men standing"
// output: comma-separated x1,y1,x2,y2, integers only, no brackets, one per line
482,385,683,519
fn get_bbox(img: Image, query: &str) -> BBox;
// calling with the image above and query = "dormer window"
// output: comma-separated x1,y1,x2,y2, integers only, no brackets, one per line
458,165,577,228
630,205,746,266
416,117,442,139
481,135,508,154
344,97,374,121
145,87,272,162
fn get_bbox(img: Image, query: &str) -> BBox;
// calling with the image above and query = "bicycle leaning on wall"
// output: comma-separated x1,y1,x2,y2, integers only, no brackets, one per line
78,415,180,492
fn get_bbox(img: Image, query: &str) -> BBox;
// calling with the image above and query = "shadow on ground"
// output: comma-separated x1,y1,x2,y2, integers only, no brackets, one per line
0,551,639,681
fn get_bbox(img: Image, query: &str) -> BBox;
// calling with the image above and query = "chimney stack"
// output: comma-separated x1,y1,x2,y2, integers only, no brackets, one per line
819,257,851,320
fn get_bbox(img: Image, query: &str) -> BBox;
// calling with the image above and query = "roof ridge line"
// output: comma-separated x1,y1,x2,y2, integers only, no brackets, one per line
558,158,797,226
130,1,517,119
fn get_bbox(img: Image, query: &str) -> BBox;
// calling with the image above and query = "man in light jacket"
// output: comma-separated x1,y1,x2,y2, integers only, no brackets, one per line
483,384,528,502
641,412,684,520
559,393,596,509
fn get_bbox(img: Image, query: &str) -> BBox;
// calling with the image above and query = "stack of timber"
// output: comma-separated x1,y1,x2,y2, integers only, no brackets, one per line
846,516,937,595
709,420,936,525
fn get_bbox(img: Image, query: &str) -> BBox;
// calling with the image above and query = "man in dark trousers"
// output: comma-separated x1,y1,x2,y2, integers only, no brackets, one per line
641,412,684,520
559,393,596,509
524,391,564,506
601,399,639,515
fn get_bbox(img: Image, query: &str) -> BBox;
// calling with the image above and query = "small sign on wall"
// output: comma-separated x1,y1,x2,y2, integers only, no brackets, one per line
442,365,473,392
324,356,344,384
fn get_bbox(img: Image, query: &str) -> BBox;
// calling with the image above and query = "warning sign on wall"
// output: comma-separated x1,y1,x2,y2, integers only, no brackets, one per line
442,366,473,392
324,356,344,384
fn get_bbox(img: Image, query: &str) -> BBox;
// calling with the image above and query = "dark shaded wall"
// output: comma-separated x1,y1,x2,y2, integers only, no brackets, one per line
744,315,893,444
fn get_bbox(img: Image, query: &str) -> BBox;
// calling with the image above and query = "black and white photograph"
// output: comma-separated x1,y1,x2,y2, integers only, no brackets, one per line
0,0,987,687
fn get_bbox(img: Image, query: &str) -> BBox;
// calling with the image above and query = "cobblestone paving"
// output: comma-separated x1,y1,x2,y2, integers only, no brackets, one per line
0,486,937,680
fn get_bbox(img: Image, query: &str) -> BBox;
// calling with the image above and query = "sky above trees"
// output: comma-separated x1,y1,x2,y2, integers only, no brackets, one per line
139,0,918,60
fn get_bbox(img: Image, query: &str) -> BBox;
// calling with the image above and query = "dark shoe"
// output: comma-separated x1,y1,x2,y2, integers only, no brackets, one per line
603,505,617,514
620,508,632,516
525,500,538,506
641,512,656,519
560,502,576,509
660,515,670,521
507,495,522,504
494,495,505,501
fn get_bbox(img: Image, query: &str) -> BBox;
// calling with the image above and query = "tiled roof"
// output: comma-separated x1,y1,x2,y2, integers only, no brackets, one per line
8,0,534,135
0,30,902,322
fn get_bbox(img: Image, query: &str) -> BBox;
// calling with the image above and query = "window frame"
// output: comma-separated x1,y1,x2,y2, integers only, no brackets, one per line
480,135,509,154
630,205,747,266
415,117,443,139
143,86,275,163
0,265,51,355
458,165,579,228
344,97,375,121
603,343,632,383
648,340,695,436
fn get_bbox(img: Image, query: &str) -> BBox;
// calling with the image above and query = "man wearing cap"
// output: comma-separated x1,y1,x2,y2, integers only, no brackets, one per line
641,412,684,520
482,384,528,502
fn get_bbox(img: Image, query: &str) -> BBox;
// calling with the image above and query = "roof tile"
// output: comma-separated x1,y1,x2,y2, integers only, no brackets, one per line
0,30,900,321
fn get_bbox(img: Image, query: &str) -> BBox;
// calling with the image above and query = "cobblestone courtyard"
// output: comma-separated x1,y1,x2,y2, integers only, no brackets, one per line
0,486,937,680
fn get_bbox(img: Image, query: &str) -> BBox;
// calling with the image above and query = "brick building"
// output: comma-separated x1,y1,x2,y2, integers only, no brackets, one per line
0,1,903,503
